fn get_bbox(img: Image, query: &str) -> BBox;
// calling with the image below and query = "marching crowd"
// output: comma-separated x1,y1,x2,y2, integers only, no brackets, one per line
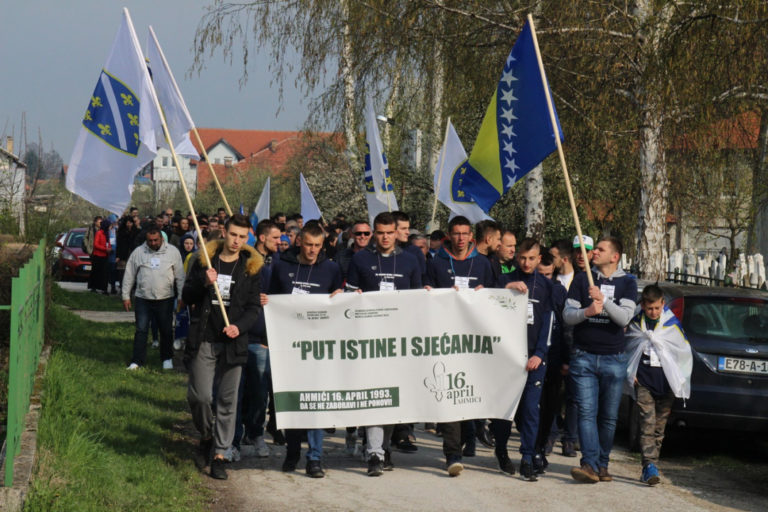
85,205,691,487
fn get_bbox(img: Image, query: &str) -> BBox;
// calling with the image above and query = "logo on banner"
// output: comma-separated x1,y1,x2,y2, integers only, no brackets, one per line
423,361,480,405
488,294,519,310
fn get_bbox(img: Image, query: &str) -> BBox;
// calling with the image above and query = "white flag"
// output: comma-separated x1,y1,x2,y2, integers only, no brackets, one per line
67,9,162,215
363,97,398,210
146,27,199,159
300,173,322,222
435,121,494,225
254,176,270,222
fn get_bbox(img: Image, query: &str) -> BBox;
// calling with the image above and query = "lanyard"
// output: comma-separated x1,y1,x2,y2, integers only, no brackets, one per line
292,262,314,291
449,253,474,279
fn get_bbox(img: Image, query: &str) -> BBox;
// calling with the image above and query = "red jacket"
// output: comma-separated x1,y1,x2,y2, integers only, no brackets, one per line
93,230,111,258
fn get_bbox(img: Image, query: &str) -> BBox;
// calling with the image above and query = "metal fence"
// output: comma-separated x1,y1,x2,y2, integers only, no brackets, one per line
0,241,45,487
666,270,767,290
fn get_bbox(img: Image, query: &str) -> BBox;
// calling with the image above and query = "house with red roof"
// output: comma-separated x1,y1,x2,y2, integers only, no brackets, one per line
152,128,337,198
0,136,27,234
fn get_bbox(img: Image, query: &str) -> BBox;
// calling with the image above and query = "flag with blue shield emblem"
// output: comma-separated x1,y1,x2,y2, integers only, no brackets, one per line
456,20,564,213
67,8,162,215
363,97,398,220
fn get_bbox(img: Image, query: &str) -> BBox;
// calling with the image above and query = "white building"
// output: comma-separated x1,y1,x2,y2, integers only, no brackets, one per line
0,136,27,234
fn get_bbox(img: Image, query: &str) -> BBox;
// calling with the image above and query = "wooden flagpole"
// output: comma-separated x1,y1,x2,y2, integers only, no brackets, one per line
429,116,452,228
527,13,594,287
191,128,233,216
147,90,230,325
147,27,232,218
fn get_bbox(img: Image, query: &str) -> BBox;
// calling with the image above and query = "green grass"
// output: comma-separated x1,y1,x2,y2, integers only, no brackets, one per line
51,283,124,311
25,305,208,512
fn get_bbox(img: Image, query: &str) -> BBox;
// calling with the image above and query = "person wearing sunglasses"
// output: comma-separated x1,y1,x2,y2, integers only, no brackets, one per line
335,220,372,280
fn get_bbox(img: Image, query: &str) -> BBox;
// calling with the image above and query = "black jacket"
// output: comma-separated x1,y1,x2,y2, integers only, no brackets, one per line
182,240,263,365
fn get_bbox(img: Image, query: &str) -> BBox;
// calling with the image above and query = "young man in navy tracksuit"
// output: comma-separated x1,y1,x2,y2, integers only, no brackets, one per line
425,215,495,477
346,211,421,476
266,222,344,478
497,238,553,481
563,236,636,483
532,250,568,474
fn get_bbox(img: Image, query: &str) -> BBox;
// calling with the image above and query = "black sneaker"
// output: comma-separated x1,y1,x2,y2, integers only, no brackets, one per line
396,439,418,453
562,440,578,457
476,424,495,448
532,453,548,474
497,454,515,476
194,438,213,470
520,460,537,481
383,450,394,471
368,455,384,476
269,428,287,446
306,459,325,478
210,457,228,480
282,455,299,472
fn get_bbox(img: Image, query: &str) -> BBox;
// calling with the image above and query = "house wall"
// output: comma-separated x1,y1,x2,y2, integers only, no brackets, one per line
0,160,26,233
152,147,196,200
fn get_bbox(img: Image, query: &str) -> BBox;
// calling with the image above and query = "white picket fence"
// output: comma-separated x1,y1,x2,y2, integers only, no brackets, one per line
667,249,767,289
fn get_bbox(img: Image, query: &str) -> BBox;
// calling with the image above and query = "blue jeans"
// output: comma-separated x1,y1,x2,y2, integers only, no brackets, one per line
569,348,628,472
131,297,174,365
286,429,325,461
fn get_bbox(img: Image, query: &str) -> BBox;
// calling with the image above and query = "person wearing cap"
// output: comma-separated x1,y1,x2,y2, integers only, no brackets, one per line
572,235,594,273
278,234,291,253
563,236,636,484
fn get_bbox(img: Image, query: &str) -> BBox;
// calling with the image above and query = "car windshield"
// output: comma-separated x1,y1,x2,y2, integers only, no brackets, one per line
684,297,768,343
66,232,84,248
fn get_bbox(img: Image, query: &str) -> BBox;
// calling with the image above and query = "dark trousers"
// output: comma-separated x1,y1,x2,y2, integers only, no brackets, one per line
90,255,108,292
440,420,475,461
131,296,174,365
536,362,563,451
493,363,546,461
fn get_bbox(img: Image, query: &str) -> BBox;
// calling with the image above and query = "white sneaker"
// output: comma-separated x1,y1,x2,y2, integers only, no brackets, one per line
152,339,159,348
162,359,173,370
126,363,140,370
254,435,270,458
223,446,241,462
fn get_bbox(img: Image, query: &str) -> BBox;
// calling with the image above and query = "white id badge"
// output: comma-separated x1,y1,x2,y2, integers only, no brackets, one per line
216,274,233,299
454,276,470,289
379,281,395,291
600,284,615,300
292,287,309,295
527,302,535,325
150,257,160,269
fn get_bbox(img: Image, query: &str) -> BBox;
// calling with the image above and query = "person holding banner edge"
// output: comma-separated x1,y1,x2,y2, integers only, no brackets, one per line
346,211,422,477
263,221,344,478
425,215,495,477
497,238,554,481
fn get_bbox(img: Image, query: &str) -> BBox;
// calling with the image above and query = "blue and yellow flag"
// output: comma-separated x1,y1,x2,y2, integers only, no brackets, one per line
456,20,564,213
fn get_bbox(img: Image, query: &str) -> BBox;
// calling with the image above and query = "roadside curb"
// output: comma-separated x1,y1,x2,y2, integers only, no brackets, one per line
0,344,51,512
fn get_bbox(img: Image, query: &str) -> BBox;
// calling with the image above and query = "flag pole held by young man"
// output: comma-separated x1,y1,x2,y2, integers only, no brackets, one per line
147,26,232,217
527,13,594,287
148,26,230,324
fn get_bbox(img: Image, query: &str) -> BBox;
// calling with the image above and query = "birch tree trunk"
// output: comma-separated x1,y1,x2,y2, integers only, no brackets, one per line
429,21,445,174
525,163,545,239
635,104,668,280
341,0,357,167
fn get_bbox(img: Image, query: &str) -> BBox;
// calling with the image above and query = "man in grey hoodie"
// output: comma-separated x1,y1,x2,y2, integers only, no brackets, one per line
122,227,185,370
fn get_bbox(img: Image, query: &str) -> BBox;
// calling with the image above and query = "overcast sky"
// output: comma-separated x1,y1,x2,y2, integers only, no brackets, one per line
0,0,313,158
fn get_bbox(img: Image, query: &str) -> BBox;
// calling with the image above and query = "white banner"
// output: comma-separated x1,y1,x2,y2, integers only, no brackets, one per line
265,288,529,429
